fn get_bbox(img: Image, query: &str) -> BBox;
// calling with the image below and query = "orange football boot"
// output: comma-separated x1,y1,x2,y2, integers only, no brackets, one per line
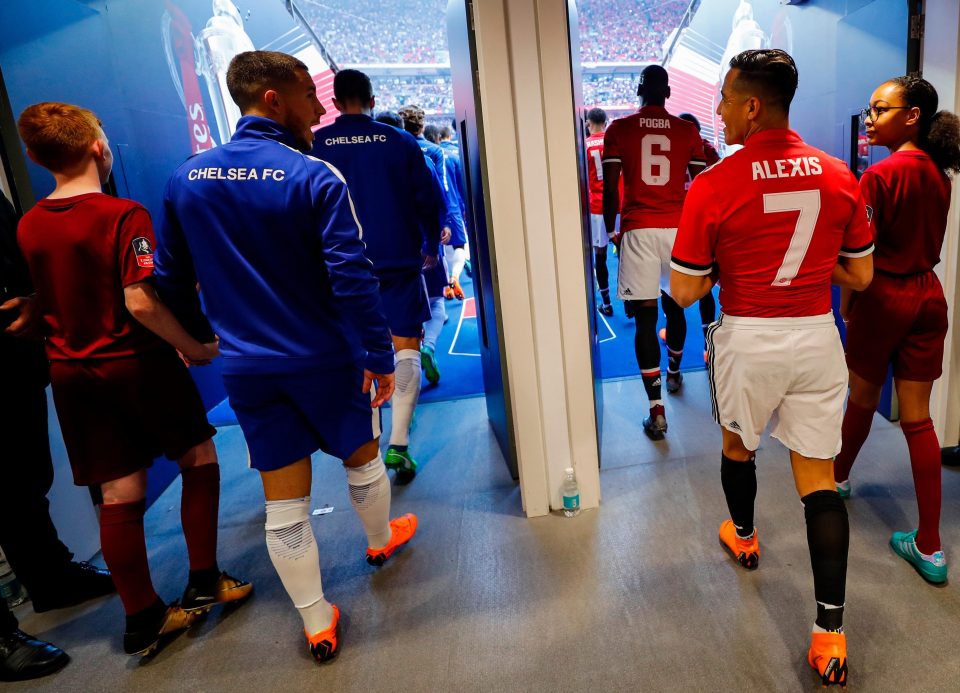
306,605,340,663
451,277,465,300
808,630,848,687
719,519,760,570
366,513,418,566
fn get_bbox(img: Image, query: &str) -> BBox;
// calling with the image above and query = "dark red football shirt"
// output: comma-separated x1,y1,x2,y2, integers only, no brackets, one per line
703,139,720,166
859,150,952,275
602,105,705,229
672,129,874,318
17,193,164,360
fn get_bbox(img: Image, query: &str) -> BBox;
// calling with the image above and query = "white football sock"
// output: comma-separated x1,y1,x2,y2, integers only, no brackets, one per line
443,244,457,280
450,247,467,282
346,455,392,549
422,297,446,350
264,497,334,635
388,349,421,446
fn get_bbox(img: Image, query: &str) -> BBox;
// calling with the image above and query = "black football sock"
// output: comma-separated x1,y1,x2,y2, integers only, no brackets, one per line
635,304,662,404
662,292,686,373
720,453,757,538
594,249,609,302
699,291,716,342
803,490,848,632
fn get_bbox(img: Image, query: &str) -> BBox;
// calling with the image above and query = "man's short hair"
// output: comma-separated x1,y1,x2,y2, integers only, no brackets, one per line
637,64,669,98
678,112,701,131
333,69,373,103
226,51,309,112
423,123,441,143
375,111,403,129
728,49,798,114
398,104,425,136
586,107,608,126
17,102,102,172
440,125,455,140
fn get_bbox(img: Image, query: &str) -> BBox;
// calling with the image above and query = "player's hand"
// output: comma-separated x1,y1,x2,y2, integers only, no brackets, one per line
180,339,219,366
363,370,395,407
421,253,439,271
441,227,452,244
200,339,220,361
611,232,623,251
1,295,38,337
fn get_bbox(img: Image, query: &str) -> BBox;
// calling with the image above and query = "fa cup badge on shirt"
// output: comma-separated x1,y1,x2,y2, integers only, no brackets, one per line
132,237,154,268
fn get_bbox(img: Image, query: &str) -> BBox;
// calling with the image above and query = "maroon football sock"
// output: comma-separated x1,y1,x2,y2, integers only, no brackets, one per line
99,500,159,615
902,418,942,554
180,464,220,572
833,398,874,483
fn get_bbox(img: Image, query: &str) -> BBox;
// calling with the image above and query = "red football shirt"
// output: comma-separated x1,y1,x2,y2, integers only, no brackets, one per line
859,150,951,275
602,105,705,229
586,131,606,214
17,193,164,360
672,129,874,318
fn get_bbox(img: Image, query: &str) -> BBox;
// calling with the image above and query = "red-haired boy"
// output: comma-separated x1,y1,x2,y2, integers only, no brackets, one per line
15,102,250,656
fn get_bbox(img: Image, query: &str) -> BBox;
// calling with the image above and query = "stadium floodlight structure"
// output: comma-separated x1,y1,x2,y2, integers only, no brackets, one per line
659,0,724,145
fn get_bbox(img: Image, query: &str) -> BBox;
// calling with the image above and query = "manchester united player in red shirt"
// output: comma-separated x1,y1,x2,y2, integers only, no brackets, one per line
15,103,250,657
585,107,616,316
602,65,706,440
834,76,960,585
670,50,873,687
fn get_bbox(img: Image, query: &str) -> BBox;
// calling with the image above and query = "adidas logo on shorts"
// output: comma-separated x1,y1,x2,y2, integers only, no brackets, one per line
728,421,742,431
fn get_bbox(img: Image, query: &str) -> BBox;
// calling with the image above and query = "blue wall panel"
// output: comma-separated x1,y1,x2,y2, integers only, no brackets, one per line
689,0,907,161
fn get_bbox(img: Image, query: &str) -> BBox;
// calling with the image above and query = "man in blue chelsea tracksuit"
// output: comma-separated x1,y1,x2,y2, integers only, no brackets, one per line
375,111,450,388
154,51,418,664
430,124,472,298
312,70,442,484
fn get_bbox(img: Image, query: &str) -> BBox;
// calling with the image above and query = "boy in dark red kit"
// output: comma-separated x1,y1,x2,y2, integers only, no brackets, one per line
15,102,251,656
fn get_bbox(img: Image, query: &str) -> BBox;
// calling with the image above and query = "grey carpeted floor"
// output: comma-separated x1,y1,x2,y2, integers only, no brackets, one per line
10,372,960,691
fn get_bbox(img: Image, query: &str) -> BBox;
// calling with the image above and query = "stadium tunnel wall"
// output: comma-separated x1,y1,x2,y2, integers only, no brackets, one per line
464,0,602,515
924,1,960,447
691,0,908,169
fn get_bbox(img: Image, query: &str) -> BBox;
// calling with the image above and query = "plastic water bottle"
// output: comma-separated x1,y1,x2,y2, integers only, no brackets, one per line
0,548,27,608
562,467,581,517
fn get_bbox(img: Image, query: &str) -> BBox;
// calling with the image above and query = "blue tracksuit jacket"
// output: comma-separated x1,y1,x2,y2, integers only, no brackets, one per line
154,116,394,375
311,114,442,274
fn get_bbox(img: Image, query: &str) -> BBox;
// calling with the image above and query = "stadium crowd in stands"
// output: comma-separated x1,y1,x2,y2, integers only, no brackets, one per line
578,0,687,62
301,0,687,117
582,74,645,108
372,76,450,114
301,0,447,64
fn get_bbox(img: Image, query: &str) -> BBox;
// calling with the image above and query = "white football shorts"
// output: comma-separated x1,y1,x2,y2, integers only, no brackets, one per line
617,227,676,301
589,213,619,248
706,313,847,460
